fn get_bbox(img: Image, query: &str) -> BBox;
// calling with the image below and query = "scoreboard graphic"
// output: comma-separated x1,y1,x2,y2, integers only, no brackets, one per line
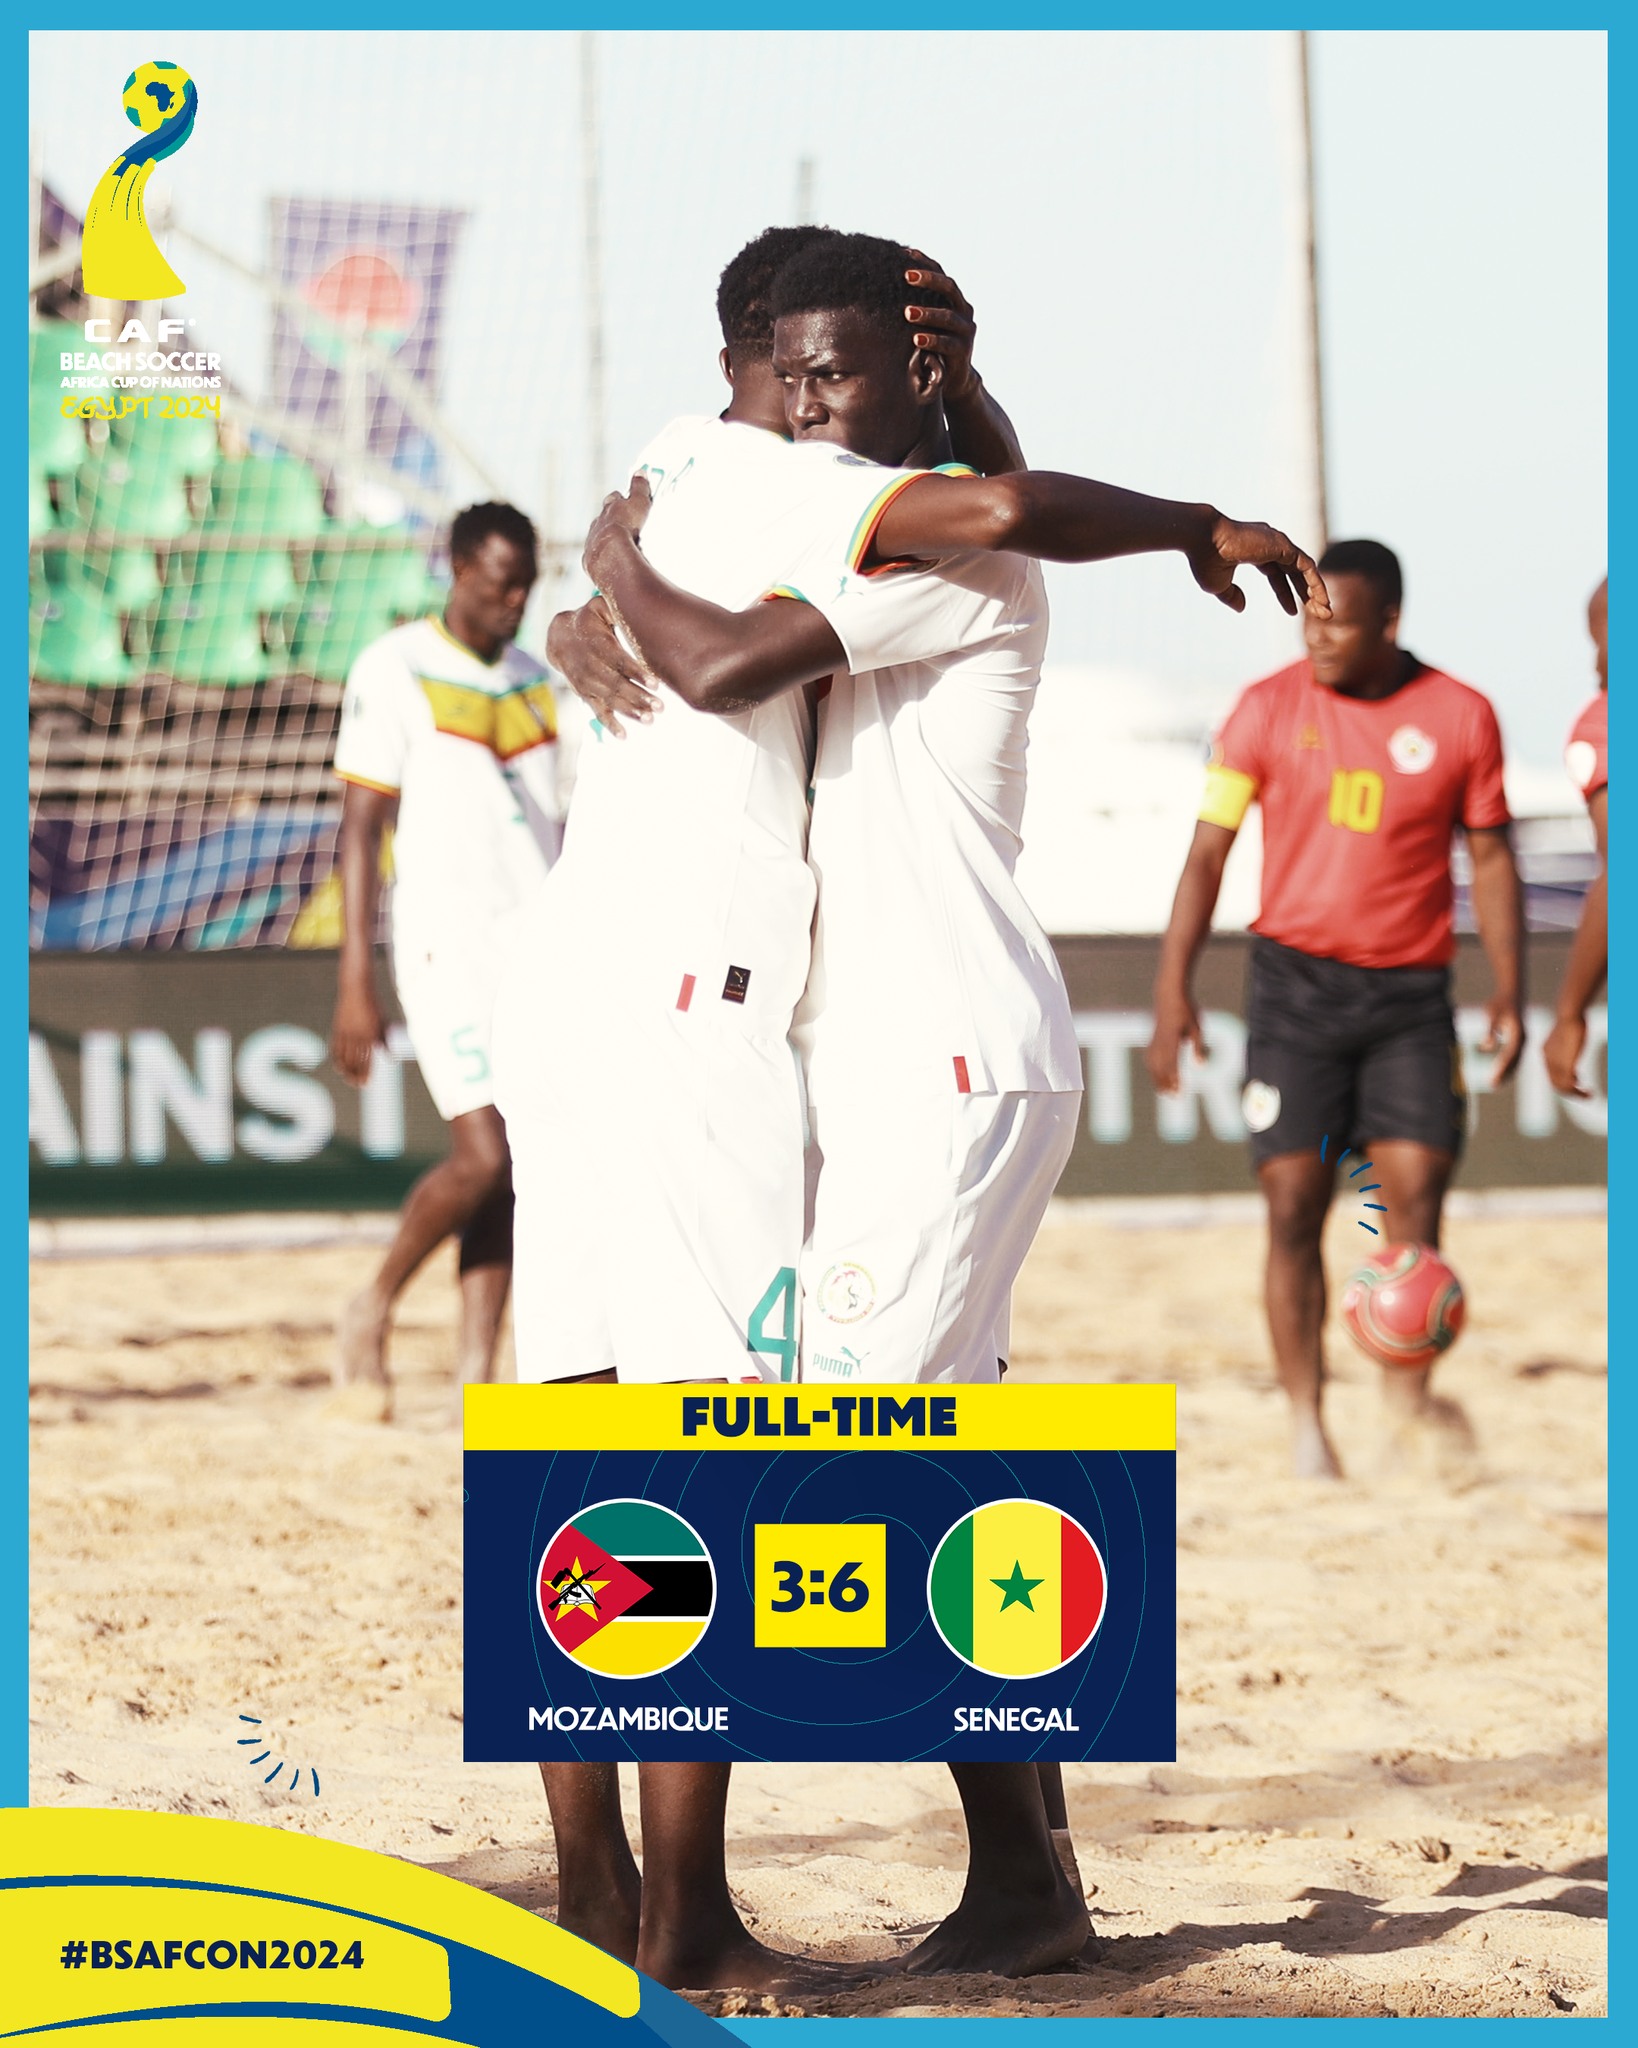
464,1384,1176,1763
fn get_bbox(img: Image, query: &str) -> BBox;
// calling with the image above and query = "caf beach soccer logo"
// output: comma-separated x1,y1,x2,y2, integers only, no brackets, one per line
927,1499,1107,1680
82,61,199,301
537,1500,715,1680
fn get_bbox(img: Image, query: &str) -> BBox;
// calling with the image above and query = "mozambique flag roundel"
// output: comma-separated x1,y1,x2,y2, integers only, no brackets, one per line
537,1499,715,1680
928,1499,1106,1679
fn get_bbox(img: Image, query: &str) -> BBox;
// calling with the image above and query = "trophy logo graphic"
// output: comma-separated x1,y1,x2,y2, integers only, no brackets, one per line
82,61,199,300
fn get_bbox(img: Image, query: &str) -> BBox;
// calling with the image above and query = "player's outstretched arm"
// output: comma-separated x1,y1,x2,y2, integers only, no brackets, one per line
1545,789,1608,1097
873,473,1329,617
1465,824,1526,1086
1146,822,1237,1095
330,781,396,1086
583,479,848,713
902,252,1027,476
547,594,660,737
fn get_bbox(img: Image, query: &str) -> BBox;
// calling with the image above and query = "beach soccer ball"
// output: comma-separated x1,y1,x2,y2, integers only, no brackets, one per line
122,61,194,137
1340,1243,1466,1369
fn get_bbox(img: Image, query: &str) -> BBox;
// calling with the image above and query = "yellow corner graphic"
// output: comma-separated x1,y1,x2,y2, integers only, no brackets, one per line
0,1809,638,2021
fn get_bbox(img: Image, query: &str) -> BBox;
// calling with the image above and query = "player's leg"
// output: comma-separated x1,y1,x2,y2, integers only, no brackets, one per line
539,1760,641,1963
1244,942,1357,1477
492,960,643,1946
455,1160,513,1389
632,1762,856,1993
334,1105,511,1416
1257,1148,1340,1477
1355,968,1466,1431
900,1763,1089,1977
1364,1140,1457,1429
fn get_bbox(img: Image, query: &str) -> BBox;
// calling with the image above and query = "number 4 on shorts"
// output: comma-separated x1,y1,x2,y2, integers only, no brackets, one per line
747,1266,798,1381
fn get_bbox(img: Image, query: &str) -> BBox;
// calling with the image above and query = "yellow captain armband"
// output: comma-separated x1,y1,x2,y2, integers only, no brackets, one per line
1199,763,1258,830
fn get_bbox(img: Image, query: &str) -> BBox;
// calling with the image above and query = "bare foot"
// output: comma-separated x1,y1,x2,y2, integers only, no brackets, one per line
556,1873,641,1966
640,1929,865,1996
899,1882,1090,1978
1291,1408,1343,1480
335,1287,390,1383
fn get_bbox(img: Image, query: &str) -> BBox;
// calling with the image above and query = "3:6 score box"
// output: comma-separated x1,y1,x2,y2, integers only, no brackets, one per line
463,1384,1176,1763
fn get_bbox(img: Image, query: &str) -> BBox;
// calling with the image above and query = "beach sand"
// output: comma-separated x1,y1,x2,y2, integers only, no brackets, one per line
29,1204,1606,2017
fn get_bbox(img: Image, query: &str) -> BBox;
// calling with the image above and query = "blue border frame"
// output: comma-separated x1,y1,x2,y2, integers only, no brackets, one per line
16,14,1617,2036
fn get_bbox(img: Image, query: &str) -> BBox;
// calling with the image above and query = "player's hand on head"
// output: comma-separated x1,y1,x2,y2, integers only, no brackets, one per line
1145,992,1206,1095
547,596,659,738
1192,516,1330,619
903,249,980,404
330,987,387,1088
1543,1015,1590,1099
1481,1000,1526,1087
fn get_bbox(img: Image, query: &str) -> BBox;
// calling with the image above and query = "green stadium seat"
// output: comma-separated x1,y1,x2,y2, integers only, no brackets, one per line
74,454,195,540
184,546,302,615
30,390,88,478
314,542,443,616
109,407,221,479
290,577,398,682
77,546,165,614
204,456,328,540
31,580,134,687
149,578,270,686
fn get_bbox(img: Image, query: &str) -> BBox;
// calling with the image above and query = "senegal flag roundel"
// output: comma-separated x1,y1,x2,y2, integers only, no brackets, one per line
537,1499,715,1680
928,1499,1106,1679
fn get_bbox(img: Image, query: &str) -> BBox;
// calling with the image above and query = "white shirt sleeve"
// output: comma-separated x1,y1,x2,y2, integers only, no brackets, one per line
334,637,413,793
767,453,1017,676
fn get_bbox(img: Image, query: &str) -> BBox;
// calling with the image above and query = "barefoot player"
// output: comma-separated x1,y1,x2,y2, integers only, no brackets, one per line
1145,539,1524,1478
568,229,1326,1979
1545,576,1608,1098
329,503,558,1421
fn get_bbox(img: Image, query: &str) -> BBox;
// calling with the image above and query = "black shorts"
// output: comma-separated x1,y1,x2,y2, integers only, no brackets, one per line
1241,937,1466,1169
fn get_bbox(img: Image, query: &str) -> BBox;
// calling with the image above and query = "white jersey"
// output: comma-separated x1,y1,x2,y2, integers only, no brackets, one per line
795,546,1081,1101
333,615,561,956
539,415,942,1036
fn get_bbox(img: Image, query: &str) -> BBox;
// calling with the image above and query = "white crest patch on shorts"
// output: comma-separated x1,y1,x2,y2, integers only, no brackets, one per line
1566,739,1599,794
815,1262,877,1324
1241,1080,1282,1135
1388,724,1438,774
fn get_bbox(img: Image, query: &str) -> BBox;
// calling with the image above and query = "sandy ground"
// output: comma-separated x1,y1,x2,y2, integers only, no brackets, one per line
29,1205,1606,2019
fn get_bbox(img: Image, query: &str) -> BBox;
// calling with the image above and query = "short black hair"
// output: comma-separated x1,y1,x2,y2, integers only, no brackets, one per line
768,230,950,343
450,501,537,567
1319,538,1402,612
717,226,837,357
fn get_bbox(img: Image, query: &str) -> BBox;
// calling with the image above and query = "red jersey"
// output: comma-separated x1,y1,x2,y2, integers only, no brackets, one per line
1200,657,1510,969
1565,692,1607,804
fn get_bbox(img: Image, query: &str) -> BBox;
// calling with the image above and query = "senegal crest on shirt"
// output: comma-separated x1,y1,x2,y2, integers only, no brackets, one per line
538,1500,715,1679
927,1499,1106,1679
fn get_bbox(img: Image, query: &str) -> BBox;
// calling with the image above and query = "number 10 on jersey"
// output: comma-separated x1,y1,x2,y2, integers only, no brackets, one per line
754,1523,887,1648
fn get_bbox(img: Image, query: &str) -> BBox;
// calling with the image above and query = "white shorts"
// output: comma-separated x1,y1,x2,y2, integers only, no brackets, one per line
492,952,806,1386
800,1083,1081,1385
393,936,503,1123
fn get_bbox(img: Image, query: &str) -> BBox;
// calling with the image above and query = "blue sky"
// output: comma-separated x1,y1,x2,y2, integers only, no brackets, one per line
31,29,1606,775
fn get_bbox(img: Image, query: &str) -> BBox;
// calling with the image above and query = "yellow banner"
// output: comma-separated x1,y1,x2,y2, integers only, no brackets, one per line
466,1383,1175,1453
